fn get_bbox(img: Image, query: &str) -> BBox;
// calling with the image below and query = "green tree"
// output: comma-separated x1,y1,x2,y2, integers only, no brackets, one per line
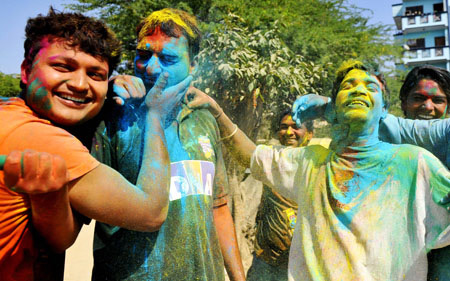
68,0,401,92
0,72,21,97
195,14,326,140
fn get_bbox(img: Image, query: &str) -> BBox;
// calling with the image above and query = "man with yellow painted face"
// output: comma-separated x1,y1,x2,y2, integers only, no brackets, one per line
92,8,245,281
293,66,450,280
186,60,450,280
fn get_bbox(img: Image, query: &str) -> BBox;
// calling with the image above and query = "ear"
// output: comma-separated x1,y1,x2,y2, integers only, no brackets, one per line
306,131,313,142
400,101,407,116
189,59,197,76
326,102,337,124
20,59,31,85
380,104,388,120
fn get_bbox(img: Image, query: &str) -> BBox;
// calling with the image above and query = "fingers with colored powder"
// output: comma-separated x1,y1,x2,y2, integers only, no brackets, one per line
1,151,68,194
110,75,146,106
145,73,193,116
291,94,331,127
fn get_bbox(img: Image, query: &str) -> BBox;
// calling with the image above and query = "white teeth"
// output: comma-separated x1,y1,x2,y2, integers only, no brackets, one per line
59,94,87,103
349,100,367,106
417,115,433,120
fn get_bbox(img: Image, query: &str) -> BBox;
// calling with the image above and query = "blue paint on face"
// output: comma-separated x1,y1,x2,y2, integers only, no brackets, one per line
331,69,387,147
134,29,192,93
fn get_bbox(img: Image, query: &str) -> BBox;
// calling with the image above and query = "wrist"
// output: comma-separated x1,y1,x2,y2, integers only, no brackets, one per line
210,101,223,119
29,187,69,213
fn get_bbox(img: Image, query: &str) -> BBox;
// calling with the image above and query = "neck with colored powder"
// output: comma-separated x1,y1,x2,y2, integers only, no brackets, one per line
330,120,381,155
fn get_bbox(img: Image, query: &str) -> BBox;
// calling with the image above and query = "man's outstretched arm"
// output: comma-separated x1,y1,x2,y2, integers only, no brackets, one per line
185,87,255,167
68,73,191,232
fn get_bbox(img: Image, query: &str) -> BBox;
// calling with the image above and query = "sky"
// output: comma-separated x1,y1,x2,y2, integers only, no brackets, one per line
0,0,401,75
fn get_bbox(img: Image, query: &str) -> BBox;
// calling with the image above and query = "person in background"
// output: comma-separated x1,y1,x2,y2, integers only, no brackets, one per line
398,64,450,281
400,65,450,120
247,110,313,281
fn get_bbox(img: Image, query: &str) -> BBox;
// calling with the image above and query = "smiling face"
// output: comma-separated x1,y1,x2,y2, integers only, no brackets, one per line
20,37,109,126
335,68,386,129
278,115,311,147
402,79,448,120
134,28,192,92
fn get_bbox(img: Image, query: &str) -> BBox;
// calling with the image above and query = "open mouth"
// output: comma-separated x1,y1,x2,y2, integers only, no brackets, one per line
56,93,92,104
416,114,434,120
346,99,369,107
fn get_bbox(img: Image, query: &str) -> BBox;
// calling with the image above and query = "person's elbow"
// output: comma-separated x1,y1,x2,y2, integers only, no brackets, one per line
137,204,169,232
49,235,78,253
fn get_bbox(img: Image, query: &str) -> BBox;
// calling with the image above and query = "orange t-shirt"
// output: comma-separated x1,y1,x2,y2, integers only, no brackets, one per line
0,97,99,280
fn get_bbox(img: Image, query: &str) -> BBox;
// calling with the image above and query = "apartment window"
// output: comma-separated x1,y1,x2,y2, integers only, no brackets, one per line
434,13,442,22
405,6,423,16
434,3,444,13
434,3,444,22
407,38,425,49
420,15,428,23
435,36,445,47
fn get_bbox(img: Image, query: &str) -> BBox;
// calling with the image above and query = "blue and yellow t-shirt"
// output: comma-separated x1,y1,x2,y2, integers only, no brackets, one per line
91,104,227,281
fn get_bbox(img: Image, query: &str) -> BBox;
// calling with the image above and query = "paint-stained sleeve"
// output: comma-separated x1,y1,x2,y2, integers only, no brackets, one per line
417,149,450,250
250,145,308,202
380,114,450,168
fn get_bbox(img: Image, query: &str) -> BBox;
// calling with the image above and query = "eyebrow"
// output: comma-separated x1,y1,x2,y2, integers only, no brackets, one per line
49,56,108,73
342,77,380,85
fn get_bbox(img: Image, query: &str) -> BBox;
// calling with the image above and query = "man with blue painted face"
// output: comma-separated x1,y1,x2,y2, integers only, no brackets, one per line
186,60,450,280
92,8,245,281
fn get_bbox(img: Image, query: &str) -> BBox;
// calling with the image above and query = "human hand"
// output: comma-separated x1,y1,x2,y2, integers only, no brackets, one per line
3,150,68,194
292,94,332,128
145,73,193,116
109,75,146,106
185,87,222,118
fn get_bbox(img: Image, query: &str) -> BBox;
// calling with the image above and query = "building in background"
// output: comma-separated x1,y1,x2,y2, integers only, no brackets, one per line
393,0,450,70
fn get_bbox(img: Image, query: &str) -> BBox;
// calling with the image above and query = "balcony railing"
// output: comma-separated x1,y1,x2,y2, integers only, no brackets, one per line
403,46,449,64
402,12,447,32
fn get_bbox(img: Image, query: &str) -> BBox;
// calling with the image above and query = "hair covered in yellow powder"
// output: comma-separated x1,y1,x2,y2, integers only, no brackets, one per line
136,8,201,60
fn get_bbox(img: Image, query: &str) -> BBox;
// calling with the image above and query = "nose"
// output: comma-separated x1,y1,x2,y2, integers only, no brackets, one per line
286,126,294,136
67,70,89,93
422,99,434,111
146,55,162,76
354,84,368,95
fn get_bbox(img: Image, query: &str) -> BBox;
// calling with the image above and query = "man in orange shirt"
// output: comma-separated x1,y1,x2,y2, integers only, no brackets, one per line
0,8,188,280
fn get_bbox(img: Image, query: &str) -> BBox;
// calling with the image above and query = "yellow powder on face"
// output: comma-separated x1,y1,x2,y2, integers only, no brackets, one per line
138,9,196,42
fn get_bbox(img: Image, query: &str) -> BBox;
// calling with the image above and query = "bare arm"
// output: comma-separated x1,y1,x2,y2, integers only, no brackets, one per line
185,87,255,167
3,150,79,252
213,204,245,281
69,73,192,232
